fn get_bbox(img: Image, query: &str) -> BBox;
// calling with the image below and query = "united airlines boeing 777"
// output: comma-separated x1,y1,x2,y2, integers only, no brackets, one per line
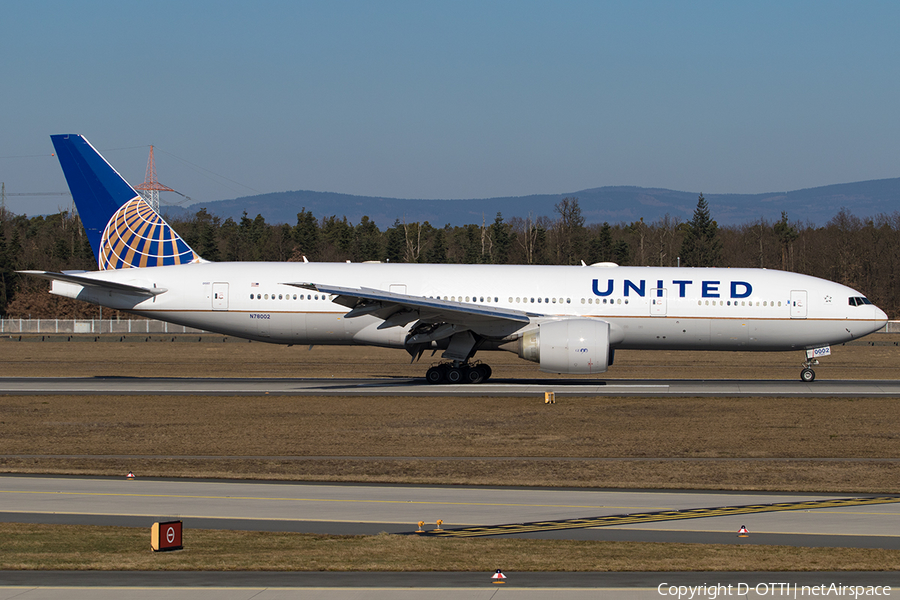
24,134,888,383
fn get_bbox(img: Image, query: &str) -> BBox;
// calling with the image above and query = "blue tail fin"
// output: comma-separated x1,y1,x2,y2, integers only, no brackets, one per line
51,134,201,270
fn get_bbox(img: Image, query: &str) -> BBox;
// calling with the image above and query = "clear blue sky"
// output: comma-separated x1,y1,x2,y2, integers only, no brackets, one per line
2,0,899,216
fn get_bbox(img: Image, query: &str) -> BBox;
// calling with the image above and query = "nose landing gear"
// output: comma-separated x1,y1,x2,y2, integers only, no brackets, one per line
800,357,819,382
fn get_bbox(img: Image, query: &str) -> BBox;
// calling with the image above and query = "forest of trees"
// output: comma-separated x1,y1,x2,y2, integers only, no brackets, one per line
2,196,899,319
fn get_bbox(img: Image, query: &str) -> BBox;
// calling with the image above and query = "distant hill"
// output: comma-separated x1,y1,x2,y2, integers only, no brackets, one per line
162,178,900,228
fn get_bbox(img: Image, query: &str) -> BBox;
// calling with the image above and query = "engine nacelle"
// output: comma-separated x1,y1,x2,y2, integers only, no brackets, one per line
516,319,611,374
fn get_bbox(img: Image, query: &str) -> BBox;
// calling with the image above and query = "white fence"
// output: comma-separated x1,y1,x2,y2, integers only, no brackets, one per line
0,319,205,334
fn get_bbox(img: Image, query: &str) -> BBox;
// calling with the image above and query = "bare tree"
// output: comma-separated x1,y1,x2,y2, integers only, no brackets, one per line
553,197,585,265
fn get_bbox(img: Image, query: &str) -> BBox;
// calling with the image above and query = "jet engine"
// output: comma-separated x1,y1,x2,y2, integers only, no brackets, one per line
512,319,611,374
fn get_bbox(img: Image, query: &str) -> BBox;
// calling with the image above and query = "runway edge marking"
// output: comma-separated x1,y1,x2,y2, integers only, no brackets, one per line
412,496,900,538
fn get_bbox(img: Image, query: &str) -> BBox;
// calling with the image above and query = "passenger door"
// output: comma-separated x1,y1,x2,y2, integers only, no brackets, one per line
790,290,807,319
212,282,229,310
650,287,667,316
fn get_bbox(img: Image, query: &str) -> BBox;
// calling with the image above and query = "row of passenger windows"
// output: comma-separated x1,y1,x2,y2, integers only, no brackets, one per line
585,298,629,305
580,298,784,307
428,296,501,303
698,300,782,307
249,293,330,301
427,295,574,304
429,295,786,308
248,292,796,309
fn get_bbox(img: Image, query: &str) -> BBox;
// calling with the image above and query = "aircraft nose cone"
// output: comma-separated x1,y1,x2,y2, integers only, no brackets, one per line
874,306,889,330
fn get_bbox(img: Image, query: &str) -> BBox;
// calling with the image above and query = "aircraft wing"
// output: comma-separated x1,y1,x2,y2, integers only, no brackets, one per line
283,281,534,332
20,271,168,297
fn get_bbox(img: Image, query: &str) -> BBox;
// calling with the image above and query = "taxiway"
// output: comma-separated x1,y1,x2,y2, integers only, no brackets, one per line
2,475,898,548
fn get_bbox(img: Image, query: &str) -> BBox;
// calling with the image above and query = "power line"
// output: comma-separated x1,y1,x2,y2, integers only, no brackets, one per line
154,147,261,195
0,153,56,159
0,183,71,215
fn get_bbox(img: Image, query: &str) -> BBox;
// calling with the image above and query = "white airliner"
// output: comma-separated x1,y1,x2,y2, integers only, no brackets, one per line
24,134,888,383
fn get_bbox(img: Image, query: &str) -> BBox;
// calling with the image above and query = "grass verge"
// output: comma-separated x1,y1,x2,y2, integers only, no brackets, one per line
3,523,899,571
2,393,900,492
2,457,899,493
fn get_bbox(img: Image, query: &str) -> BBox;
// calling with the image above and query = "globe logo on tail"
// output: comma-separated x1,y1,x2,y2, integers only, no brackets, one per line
99,198,200,270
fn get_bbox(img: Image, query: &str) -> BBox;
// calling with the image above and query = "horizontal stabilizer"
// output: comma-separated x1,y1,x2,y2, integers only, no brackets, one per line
19,271,168,297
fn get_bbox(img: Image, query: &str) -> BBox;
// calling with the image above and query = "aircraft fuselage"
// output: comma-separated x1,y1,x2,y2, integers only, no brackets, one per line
49,262,887,353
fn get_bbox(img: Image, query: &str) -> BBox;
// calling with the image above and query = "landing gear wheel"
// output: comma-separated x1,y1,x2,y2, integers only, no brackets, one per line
446,366,464,384
465,364,488,384
425,366,445,384
800,368,816,382
426,362,492,384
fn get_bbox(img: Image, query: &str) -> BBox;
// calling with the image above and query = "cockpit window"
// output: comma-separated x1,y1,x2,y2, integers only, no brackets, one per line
848,296,873,306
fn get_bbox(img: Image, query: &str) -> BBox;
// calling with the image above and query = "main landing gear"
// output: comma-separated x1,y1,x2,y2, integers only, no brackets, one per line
425,361,492,384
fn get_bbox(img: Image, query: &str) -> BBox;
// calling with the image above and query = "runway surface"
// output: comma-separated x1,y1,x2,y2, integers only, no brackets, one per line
2,475,899,548
1,376,900,396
